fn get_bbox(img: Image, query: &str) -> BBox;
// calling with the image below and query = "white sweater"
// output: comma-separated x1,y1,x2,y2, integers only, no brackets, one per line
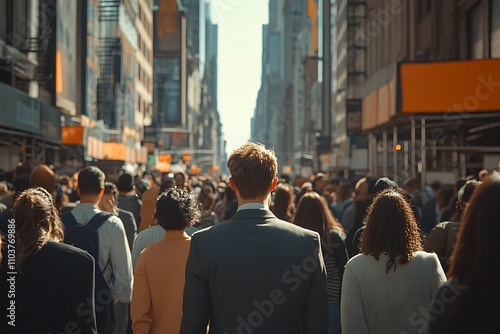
341,251,446,334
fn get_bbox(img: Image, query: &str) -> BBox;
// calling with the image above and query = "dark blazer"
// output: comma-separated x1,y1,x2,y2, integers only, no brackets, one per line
180,208,329,334
0,240,97,334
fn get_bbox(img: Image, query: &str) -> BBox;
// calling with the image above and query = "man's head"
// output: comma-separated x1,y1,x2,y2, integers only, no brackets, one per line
478,169,489,181
456,179,481,218
354,177,377,203
117,172,134,194
174,171,187,188
29,164,57,195
354,177,370,202
313,173,327,193
77,166,105,200
227,143,278,200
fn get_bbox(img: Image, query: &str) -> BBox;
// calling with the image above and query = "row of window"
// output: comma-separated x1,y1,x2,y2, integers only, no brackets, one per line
467,0,500,59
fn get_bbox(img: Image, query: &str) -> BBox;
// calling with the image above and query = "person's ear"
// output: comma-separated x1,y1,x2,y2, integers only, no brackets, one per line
97,187,105,198
229,177,236,192
269,177,278,192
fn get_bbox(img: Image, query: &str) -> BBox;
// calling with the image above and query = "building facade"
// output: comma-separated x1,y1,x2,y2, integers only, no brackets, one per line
361,0,500,185
147,0,224,174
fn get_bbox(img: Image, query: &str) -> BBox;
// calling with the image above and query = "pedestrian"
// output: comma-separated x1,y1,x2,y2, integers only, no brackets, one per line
131,188,199,333
0,188,97,333
270,182,295,222
61,166,133,333
180,142,329,333
293,191,348,334
116,172,142,227
425,180,481,273
341,188,446,333
429,173,500,333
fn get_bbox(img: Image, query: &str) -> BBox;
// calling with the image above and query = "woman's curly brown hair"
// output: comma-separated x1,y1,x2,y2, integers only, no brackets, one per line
14,187,64,273
360,188,422,273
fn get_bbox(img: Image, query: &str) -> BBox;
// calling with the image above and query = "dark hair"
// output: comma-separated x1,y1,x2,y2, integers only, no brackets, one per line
437,186,455,209
155,188,200,230
336,181,353,202
448,174,500,308
103,182,119,202
271,183,295,221
14,188,64,273
160,178,175,193
77,166,105,196
455,180,481,219
227,142,278,199
293,192,344,240
197,185,216,211
13,174,30,196
360,188,422,273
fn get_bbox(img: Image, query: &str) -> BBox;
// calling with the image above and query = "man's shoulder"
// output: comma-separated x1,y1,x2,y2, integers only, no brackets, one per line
192,214,319,241
117,208,134,220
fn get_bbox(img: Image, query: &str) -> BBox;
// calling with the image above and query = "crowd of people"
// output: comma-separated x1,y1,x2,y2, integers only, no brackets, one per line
0,143,499,333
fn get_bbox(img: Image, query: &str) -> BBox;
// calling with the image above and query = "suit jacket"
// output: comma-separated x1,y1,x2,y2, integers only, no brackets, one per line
180,208,329,334
0,240,97,333
131,230,191,334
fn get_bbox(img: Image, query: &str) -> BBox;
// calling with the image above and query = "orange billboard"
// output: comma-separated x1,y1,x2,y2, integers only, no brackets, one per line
103,142,126,161
401,59,500,113
61,126,84,145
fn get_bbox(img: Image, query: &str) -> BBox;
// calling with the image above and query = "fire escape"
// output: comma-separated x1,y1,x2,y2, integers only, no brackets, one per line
97,0,121,131
346,0,366,133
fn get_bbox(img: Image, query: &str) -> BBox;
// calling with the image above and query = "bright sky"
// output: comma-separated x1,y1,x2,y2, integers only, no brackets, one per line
211,0,269,155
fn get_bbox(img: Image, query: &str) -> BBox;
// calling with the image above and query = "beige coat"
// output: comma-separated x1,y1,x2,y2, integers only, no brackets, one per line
131,230,191,334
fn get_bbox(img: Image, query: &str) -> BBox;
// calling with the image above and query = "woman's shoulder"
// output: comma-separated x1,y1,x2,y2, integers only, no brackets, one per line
412,250,440,263
42,240,94,263
345,253,374,269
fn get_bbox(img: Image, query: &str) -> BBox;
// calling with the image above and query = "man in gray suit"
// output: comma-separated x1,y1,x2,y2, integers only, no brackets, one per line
181,143,328,334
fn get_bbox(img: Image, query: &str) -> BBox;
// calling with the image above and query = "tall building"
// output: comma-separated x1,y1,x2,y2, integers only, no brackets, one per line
252,0,311,173
200,1,224,172
148,0,188,160
335,0,367,176
147,0,224,174
0,0,62,169
361,0,500,184
135,0,154,135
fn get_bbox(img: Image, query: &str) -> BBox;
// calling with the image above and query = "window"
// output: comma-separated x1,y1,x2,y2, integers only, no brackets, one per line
491,0,500,57
467,2,484,59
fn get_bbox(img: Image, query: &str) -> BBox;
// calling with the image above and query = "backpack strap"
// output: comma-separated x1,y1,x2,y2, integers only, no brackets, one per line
87,212,113,230
61,211,79,229
87,212,113,275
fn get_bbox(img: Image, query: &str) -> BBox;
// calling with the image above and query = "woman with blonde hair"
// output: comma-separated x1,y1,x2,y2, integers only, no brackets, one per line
341,188,446,333
0,187,96,333
293,191,348,334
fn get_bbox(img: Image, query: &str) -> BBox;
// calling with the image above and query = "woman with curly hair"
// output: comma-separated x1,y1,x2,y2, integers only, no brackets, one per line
131,187,200,334
429,173,500,333
341,188,446,334
0,187,97,333
293,191,348,334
